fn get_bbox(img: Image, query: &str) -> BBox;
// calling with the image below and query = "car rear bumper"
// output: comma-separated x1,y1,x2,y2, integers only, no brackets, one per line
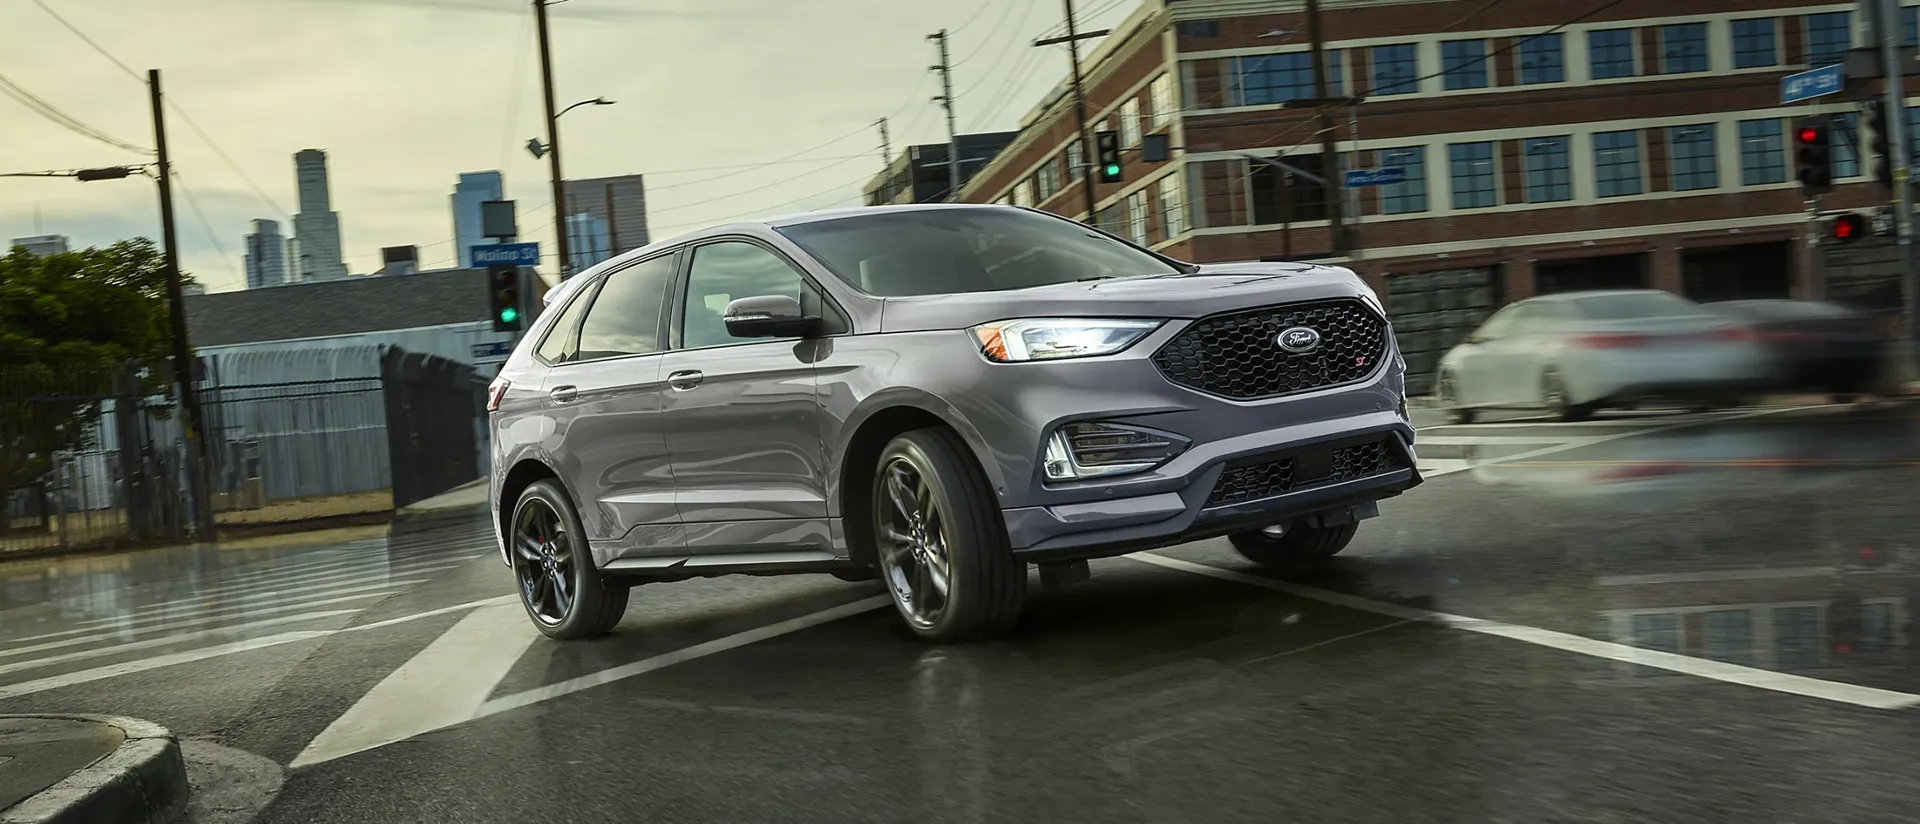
1001,423,1421,563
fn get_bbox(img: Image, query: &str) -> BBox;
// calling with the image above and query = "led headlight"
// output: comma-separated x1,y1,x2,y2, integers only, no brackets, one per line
970,318,1163,362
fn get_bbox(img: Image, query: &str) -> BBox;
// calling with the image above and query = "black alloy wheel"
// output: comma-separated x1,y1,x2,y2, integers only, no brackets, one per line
510,480,629,640
872,429,1025,643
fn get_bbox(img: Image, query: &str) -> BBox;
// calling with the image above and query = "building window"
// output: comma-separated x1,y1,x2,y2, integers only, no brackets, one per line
1632,613,1681,654
1518,33,1564,84
1371,44,1418,95
1036,157,1061,200
1067,140,1085,180
1448,142,1496,209
1120,98,1143,146
1377,146,1427,215
1732,18,1779,68
1588,29,1636,79
1250,155,1329,224
1156,173,1186,239
1176,20,1219,38
1773,607,1823,670
1148,73,1175,130
1906,5,1918,47
1704,610,1754,666
1232,51,1343,106
1012,178,1033,207
1125,190,1149,245
1523,137,1572,203
1739,118,1786,186
1661,23,1709,73
1096,204,1120,235
1805,12,1851,68
1831,112,1861,178
1441,40,1489,90
1593,130,1642,198
1670,124,1719,191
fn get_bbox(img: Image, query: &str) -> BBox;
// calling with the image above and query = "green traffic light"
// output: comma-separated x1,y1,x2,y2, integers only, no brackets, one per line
1105,164,1121,176
500,306,519,324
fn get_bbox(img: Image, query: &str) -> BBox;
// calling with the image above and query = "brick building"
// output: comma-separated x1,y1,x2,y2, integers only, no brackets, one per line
960,0,1917,390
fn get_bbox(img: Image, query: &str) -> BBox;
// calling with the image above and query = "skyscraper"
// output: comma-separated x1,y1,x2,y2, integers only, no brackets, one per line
451,171,505,268
8,234,70,257
243,219,289,289
291,149,348,280
562,174,649,273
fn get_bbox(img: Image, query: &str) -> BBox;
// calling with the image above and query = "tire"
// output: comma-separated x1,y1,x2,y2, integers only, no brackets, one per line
508,479,630,640
1437,371,1476,425
1542,370,1593,422
872,428,1026,643
1229,520,1359,567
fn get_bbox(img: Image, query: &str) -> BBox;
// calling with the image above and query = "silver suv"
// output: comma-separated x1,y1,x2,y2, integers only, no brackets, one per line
487,204,1420,643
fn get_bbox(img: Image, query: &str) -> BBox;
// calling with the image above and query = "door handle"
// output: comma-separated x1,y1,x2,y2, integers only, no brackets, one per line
667,370,704,391
549,385,579,403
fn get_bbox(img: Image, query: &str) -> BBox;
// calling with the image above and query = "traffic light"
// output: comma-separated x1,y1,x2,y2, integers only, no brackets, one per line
1865,101,1892,188
488,265,522,332
1796,117,1833,193
1094,130,1123,183
1829,212,1867,242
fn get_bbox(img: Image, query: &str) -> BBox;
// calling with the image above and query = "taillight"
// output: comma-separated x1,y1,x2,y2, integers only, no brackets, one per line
1757,330,1814,343
486,379,510,412
1577,333,1647,348
1709,326,1754,342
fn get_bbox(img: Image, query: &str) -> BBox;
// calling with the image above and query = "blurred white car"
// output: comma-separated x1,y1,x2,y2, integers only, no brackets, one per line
1435,289,1766,423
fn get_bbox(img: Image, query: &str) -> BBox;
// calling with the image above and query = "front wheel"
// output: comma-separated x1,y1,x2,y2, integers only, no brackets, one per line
1229,520,1358,567
872,428,1026,643
1542,370,1594,422
1437,371,1475,425
509,480,630,640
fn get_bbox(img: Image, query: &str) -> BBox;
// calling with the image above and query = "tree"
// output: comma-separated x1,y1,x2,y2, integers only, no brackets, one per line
0,238,191,498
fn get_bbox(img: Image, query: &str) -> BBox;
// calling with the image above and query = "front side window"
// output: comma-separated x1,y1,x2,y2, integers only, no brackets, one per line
1662,23,1709,73
1518,33,1564,84
1379,146,1428,215
1732,18,1779,69
1523,137,1572,203
1739,118,1786,186
1371,44,1418,95
1670,124,1719,191
1234,51,1344,106
1449,142,1497,209
1588,29,1635,79
1441,40,1488,90
680,242,804,349
778,208,1182,298
1805,12,1851,68
1593,130,1643,198
575,254,677,360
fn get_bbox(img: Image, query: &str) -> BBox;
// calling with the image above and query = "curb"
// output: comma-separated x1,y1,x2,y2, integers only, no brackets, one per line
0,715,188,824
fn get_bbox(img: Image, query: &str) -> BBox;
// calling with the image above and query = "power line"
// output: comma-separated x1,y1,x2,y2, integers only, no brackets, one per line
649,150,877,216
499,6,535,172
949,0,1003,35
951,0,1026,69
0,71,151,154
171,170,242,281
966,40,1047,131
28,0,141,80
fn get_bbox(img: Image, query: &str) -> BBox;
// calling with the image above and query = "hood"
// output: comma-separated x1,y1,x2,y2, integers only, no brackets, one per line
878,262,1378,333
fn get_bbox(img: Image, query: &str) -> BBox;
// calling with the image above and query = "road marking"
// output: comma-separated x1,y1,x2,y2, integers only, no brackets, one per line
1414,434,1604,447
1415,458,1475,476
71,578,428,628
0,609,362,678
292,602,541,768
1,590,396,653
1417,405,1821,478
1132,553,1920,711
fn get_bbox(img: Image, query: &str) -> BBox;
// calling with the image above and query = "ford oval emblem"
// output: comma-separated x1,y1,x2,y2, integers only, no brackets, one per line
1277,326,1321,355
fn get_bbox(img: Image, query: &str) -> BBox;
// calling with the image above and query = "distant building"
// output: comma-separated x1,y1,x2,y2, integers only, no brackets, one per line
9,234,70,257
292,149,348,281
182,282,207,296
381,245,420,276
864,132,1019,206
451,171,505,268
243,219,289,289
561,174,648,273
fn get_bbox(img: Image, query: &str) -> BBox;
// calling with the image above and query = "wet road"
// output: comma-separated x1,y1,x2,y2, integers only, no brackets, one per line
3,401,1919,823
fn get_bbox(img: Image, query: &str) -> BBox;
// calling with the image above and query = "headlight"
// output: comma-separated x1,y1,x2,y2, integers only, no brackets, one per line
1353,277,1385,315
969,318,1164,362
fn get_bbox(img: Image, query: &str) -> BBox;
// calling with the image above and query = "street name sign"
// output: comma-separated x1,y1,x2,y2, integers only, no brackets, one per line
1781,64,1844,104
471,242,540,268
471,341,514,360
1343,168,1408,187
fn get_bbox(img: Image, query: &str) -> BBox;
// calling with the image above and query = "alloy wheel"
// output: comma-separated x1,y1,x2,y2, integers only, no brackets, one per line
875,456,952,630
512,497,575,626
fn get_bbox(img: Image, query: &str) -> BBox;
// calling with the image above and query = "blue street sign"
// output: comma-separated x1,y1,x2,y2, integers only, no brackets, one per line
471,341,513,360
471,242,540,268
1343,168,1408,188
1782,64,1844,104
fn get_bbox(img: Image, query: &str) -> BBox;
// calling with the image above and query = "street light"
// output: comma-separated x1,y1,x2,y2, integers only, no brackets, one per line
526,97,614,160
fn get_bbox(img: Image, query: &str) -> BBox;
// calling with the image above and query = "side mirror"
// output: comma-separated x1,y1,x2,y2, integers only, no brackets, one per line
723,295,821,339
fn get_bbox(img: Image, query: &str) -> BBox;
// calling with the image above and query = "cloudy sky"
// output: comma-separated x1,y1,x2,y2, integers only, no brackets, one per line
0,0,1135,292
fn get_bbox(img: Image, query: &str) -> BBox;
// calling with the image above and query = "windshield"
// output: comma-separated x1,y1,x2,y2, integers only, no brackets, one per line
776,207,1184,297
1569,291,1705,320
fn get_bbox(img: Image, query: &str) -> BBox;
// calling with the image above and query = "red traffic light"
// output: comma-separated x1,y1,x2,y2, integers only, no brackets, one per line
1831,213,1866,241
1798,126,1822,145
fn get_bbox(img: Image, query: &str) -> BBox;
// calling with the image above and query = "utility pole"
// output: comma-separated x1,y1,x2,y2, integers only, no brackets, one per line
928,30,961,201
533,0,573,278
1059,0,1100,221
876,118,893,166
1305,0,1346,255
148,69,215,537
1878,0,1920,376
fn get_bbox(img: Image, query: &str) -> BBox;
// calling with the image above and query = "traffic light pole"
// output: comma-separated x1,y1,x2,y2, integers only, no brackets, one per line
1878,0,1920,375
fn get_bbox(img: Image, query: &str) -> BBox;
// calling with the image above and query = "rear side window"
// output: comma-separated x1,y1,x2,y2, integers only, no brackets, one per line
575,255,677,361
534,284,592,363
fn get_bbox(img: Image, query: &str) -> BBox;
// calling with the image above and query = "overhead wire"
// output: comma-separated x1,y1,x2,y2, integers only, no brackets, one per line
0,71,151,154
170,169,242,282
949,0,1025,68
499,6,535,172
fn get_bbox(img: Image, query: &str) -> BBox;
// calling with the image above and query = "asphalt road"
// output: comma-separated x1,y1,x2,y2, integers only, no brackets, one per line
4,401,1919,823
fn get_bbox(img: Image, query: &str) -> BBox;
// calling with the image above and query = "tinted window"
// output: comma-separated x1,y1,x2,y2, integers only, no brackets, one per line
575,255,676,360
534,283,593,363
1473,306,1522,340
681,241,805,349
1571,292,1703,320
778,208,1183,298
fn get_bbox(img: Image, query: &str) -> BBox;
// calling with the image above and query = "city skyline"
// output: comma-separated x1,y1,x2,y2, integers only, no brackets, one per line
243,218,288,289
451,170,505,269
292,148,348,281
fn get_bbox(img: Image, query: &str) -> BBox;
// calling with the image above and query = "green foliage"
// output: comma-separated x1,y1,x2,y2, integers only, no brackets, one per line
0,238,191,492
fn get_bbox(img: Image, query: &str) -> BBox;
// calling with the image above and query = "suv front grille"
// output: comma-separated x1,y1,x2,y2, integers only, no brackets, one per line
1152,299,1388,400
1205,438,1400,508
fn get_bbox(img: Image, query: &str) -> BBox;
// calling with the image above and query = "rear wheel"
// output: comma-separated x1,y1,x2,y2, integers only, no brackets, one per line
1229,521,1358,567
510,480,629,640
872,428,1026,643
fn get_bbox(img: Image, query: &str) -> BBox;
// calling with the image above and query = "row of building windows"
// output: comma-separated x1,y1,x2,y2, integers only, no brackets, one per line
1093,173,1189,247
1222,8,1919,107
1004,72,1177,209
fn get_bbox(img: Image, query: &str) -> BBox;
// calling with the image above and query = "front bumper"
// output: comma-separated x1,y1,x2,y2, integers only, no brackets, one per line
1002,422,1422,562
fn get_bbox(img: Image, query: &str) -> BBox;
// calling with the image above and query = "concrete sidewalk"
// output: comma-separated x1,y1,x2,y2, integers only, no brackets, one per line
395,478,488,517
0,715,187,824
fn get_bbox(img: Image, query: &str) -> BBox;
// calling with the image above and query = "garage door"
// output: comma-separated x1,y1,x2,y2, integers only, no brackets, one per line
1385,267,1499,396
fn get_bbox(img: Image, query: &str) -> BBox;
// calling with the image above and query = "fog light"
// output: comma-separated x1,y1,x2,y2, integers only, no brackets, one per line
1042,421,1189,482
